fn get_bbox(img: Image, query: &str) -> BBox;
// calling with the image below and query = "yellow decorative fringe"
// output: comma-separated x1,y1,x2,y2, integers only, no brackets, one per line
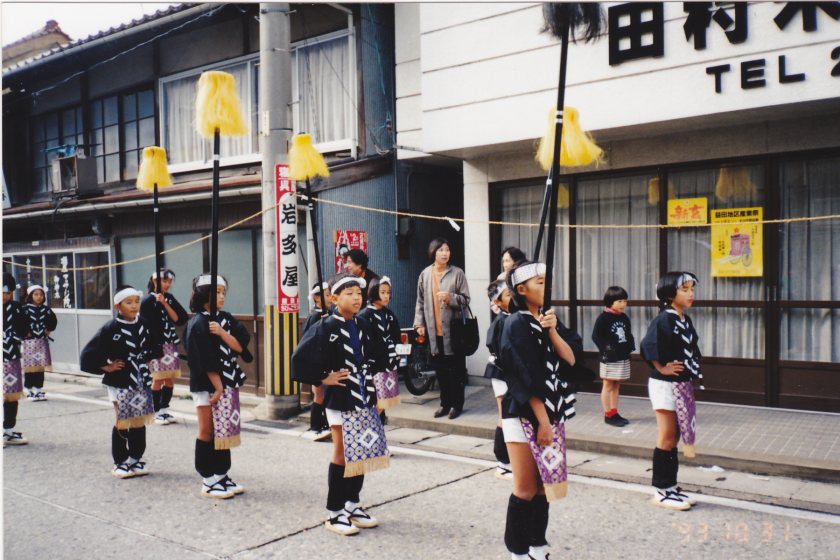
648,178,676,205
715,167,756,201
195,71,249,138
376,396,401,410
557,184,570,209
23,365,47,373
289,134,330,181
136,146,172,191
536,106,605,171
116,413,154,430
683,444,695,458
344,454,391,478
215,434,241,450
5,391,23,402
151,369,182,381
545,480,568,502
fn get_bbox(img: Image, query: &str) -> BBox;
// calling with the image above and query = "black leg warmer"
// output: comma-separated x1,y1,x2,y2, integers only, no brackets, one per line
494,426,510,464
531,494,549,547
668,447,680,488
152,390,162,413
195,438,215,478
112,427,130,464
161,386,174,409
4,401,19,430
214,448,232,475
310,402,324,430
345,474,364,504
24,372,44,389
127,426,146,459
326,463,347,512
651,447,671,489
504,494,534,555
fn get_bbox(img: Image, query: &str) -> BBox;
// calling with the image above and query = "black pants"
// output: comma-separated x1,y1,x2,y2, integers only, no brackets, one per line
433,337,466,410
24,371,45,389
4,401,18,430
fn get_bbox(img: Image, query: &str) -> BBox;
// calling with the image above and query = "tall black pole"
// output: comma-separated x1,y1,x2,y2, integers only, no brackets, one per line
153,183,163,295
210,128,220,322
305,179,326,313
542,20,570,316
533,168,552,261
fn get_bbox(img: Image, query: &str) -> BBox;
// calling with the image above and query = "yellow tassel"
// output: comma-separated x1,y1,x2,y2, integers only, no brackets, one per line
376,396,401,410
545,480,568,502
536,106,605,171
683,444,696,458
344,455,391,477
136,147,172,191
648,178,676,205
195,71,249,138
716,167,756,201
557,184,570,209
289,134,330,181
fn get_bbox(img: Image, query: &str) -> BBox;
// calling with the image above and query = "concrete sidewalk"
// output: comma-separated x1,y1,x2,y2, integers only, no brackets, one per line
373,383,840,483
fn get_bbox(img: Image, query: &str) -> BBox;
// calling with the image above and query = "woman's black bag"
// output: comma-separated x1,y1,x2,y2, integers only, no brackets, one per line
450,302,480,356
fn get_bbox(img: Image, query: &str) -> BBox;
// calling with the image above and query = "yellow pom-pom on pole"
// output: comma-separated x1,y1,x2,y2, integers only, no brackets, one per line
136,147,172,192
558,185,570,209
716,167,756,201
195,71,248,138
648,178,675,205
536,106,605,171
289,134,330,181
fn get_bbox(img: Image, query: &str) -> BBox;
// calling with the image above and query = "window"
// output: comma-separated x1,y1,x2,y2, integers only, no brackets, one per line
160,30,356,172
89,89,155,184
30,107,83,195
75,253,110,310
44,254,75,309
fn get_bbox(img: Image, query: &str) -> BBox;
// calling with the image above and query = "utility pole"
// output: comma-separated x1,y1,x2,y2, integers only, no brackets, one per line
257,2,299,419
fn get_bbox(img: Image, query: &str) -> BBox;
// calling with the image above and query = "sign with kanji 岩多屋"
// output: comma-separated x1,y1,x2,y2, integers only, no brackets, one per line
711,207,763,277
668,198,708,226
276,164,299,313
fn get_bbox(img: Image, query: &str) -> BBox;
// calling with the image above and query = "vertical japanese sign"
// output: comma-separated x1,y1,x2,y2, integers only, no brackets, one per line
276,164,299,313
711,207,763,277
667,198,708,226
334,230,367,273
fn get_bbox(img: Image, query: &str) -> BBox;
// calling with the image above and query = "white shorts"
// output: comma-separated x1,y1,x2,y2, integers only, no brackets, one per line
192,391,211,407
106,386,120,402
648,378,676,411
491,378,508,398
501,418,528,443
325,408,344,427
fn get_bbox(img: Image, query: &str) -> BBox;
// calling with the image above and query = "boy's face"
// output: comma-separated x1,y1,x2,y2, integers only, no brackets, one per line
333,285,362,315
494,288,511,312
671,281,695,309
517,275,545,308
610,299,627,313
115,295,141,320
3,292,12,304
379,284,391,307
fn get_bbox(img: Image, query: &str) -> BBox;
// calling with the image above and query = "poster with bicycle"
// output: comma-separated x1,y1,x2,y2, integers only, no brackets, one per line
711,207,762,277
334,230,367,274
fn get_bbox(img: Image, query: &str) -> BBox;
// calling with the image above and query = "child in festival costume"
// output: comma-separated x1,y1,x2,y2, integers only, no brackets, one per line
4,273,29,445
304,282,332,441
357,276,401,425
485,279,514,481
22,285,57,401
499,261,585,560
291,272,389,536
640,272,703,511
80,286,163,477
184,273,251,499
592,286,635,427
140,269,189,425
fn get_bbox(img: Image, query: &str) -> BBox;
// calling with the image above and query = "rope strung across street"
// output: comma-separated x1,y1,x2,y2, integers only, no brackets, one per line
4,192,839,272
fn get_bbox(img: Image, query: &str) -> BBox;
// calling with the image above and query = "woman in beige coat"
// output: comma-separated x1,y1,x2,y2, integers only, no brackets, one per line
413,238,471,419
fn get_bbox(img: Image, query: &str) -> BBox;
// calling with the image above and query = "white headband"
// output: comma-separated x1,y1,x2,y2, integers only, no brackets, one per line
675,273,698,289
331,276,366,294
113,288,142,304
151,270,176,280
509,263,547,287
380,276,391,286
309,282,329,296
3,282,20,293
489,283,506,302
196,275,228,289
27,285,45,295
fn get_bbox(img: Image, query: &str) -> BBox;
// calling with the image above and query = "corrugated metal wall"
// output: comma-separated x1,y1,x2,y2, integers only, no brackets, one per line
360,4,395,157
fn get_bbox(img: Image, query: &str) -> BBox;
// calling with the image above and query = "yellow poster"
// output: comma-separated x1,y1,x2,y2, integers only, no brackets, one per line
711,207,763,277
668,198,708,225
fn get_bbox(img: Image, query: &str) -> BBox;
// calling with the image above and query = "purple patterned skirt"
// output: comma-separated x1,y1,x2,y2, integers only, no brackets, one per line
149,343,181,380
212,387,241,450
114,385,155,429
342,406,390,477
21,338,52,372
4,359,23,402
372,369,401,409
520,419,568,502
672,381,697,457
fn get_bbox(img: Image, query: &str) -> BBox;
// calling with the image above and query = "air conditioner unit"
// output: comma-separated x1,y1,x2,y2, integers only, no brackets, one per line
51,154,99,199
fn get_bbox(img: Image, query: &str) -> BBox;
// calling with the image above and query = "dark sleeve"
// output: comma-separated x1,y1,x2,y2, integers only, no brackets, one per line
80,324,109,374
13,305,28,339
687,316,702,360
301,312,320,336
557,320,594,383
499,316,545,406
640,313,669,367
185,316,222,375
44,308,58,332
291,319,333,386
590,314,607,351
387,310,401,346
226,314,251,354
168,296,189,326
625,315,636,353
140,318,164,361
139,296,155,322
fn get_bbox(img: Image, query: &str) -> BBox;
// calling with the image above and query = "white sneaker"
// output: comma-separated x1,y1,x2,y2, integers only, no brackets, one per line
495,463,514,481
129,459,149,477
221,475,244,495
345,502,378,528
3,431,28,445
202,479,234,499
112,462,134,478
325,510,359,535
652,487,691,510
155,412,173,425
673,486,697,506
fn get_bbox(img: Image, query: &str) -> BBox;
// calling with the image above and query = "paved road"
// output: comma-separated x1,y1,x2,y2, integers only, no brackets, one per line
4,383,839,559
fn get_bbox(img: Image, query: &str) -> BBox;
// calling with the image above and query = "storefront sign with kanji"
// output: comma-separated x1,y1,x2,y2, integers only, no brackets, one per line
276,164,299,313
334,230,367,273
667,198,708,226
711,207,763,277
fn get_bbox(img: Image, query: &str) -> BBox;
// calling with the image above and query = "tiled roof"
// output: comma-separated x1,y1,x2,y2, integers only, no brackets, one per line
3,3,197,75
2,20,71,50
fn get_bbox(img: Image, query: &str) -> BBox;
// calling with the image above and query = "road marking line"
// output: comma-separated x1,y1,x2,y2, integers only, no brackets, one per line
47,392,840,525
